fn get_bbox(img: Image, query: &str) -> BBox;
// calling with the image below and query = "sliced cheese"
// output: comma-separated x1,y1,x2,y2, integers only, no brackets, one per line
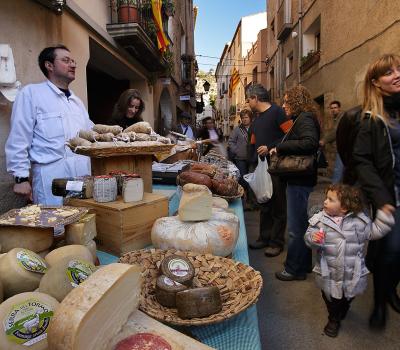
65,213,97,245
47,263,142,350
45,245,94,267
178,183,212,221
39,257,97,302
0,248,48,298
0,226,54,253
0,292,59,350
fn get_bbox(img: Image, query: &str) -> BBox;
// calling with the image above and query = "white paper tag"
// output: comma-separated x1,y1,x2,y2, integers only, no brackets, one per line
66,181,84,192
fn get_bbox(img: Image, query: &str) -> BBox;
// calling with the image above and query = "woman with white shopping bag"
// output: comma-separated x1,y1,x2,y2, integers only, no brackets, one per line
244,156,273,203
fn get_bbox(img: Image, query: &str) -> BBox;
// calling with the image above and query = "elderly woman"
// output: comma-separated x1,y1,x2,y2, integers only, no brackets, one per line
272,85,320,281
110,89,145,128
352,54,400,329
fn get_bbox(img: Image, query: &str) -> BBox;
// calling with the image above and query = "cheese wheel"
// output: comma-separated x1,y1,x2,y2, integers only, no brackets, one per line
39,257,97,302
44,245,94,267
155,275,187,308
160,255,194,286
47,263,142,350
212,197,229,209
178,184,212,221
0,226,54,253
0,292,59,350
0,248,48,298
176,286,222,319
65,213,97,245
85,240,97,261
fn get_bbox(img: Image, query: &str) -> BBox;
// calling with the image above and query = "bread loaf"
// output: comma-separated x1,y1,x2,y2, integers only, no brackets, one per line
211,178,238,196
178,171,213,189
189,163,217,178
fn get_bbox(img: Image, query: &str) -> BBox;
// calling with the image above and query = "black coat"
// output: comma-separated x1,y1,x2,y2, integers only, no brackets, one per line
352,115,395,209
276,112,320,186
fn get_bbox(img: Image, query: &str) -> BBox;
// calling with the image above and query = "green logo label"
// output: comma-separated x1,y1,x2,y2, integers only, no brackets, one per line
66,259,96,288
16,250,47,274
4,299,54,346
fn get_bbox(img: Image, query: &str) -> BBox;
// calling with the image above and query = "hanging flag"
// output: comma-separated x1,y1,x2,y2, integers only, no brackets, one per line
228,68,240,98
151,0,170,52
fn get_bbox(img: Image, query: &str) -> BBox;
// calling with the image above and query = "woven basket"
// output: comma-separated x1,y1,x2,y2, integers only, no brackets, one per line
213,184,244,202
119,249,263,326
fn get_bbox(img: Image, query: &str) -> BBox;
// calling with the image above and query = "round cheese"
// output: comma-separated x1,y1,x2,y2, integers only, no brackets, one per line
160,255,194,286
115,333,172,350
0,248,48,298
155,275,187,308
44,245,94,267
176,286,222,319
0,226,54,253
39,258,97,302
0,291,59,350
47,263,142,350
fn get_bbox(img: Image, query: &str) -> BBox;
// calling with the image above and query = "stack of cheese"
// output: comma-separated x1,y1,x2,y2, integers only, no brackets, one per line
46,263,214,350
151,184,239,257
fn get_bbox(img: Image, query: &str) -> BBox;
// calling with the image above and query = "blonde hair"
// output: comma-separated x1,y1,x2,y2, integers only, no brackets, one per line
362,53,400,121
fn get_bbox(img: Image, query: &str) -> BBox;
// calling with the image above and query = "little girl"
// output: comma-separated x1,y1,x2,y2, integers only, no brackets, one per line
304,184,394,337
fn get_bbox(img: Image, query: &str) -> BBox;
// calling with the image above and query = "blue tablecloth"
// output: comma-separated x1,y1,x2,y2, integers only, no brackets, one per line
98,185,262,350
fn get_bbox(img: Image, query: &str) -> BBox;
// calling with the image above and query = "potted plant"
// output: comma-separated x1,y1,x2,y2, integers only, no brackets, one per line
117,0,139,23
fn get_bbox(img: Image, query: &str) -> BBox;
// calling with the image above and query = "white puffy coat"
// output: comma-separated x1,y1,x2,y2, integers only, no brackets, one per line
304,209,394,299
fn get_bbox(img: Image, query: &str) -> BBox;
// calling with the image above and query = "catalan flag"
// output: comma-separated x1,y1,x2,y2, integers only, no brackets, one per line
229,68,240,97
151,0,170,53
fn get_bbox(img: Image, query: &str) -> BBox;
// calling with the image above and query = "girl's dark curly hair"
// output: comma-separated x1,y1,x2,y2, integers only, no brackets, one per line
326,184,364,214
284,85,319,117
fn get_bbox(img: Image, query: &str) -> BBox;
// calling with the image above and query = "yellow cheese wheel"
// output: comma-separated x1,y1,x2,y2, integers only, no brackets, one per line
0,292,59,350
44,245,94,267
0,226,54,253
0,248,48,298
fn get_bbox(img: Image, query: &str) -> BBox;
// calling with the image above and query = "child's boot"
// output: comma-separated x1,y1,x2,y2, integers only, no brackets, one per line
324,319,340,337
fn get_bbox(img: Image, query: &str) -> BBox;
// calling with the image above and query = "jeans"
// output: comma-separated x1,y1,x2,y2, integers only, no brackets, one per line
331,154,344,184
259,175,287,248
284,184,313,276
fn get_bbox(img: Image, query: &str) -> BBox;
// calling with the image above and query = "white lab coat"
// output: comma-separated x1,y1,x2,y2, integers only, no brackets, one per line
5,80,93,205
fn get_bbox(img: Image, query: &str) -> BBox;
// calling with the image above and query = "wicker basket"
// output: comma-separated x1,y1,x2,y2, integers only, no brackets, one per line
213,184,244,202
119,249,263,326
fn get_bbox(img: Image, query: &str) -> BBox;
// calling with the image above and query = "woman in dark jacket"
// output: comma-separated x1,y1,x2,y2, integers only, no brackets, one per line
110,89,145,128
352,54,400,329
272,85,320,281
199,117,224,155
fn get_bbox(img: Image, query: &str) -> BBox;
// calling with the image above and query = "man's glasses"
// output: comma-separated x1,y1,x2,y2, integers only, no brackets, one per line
55,57,77,66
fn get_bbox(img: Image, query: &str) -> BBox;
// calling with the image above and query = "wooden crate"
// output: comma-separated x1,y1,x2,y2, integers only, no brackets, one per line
67,193,168,256
90,154,153,192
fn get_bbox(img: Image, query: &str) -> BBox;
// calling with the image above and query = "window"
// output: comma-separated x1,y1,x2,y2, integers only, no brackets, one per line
252,66,258,84
315,32,321,51
286,53,293,77
302,16,321,56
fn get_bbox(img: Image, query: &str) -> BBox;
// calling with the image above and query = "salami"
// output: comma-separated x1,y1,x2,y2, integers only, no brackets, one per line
115,333,172,350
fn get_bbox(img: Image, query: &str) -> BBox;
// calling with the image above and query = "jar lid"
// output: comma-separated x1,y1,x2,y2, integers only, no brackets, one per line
122,173,141,178
109,170,128,175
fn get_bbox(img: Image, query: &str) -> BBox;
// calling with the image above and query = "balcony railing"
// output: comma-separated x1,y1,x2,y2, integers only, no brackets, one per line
276,0,292,41
106,0,169,72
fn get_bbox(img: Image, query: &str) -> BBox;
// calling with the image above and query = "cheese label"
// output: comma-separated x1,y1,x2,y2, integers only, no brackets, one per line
4,298,54,346
16,250,47,274
163,276,183,287
167,258,190,277
66,180,84,192
66,259,96,288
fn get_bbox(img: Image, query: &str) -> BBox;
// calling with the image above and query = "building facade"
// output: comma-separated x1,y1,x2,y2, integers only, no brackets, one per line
0,0,195,212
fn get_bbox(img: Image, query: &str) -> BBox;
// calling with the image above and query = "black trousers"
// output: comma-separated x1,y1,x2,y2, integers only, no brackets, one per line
258,175,287,248
322,291,354,322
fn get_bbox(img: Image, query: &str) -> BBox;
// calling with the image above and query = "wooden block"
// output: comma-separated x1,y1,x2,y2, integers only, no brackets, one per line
90,154,153,192
67,193,168,256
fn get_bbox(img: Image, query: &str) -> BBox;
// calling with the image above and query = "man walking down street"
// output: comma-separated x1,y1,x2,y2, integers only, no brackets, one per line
247,84,293,257
6,45,93,205
175,111,196,140
319,100,344,183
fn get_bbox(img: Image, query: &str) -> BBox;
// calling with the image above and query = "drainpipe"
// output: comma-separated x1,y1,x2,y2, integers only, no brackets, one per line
298,0,303,84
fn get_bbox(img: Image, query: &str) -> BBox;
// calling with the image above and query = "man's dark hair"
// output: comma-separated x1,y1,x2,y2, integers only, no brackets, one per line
180,112,192,120
330,100,341,108
38,45,70,78
245,83,270,103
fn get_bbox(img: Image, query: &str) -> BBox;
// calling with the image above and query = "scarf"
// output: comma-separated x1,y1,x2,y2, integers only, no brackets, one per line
383,93,400,118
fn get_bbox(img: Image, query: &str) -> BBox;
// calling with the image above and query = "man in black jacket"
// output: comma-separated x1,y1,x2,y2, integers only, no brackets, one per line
246,84,292,257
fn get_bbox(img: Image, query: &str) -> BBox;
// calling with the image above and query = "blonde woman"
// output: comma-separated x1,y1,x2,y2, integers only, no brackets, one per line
353,54,400,329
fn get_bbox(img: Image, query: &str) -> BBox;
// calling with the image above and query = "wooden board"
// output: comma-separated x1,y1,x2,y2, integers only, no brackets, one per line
67,193,168,256
90,154,153,192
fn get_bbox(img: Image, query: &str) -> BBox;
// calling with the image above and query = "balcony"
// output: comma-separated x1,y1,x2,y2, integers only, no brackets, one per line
276,0,292,41
106,0,169,72
300,50,320,74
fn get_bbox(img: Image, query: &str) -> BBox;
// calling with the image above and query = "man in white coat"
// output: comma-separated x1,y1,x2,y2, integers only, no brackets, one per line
6,45,93,205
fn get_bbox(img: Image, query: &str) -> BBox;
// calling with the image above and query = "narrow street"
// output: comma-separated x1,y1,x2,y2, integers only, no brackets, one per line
246,178,400,350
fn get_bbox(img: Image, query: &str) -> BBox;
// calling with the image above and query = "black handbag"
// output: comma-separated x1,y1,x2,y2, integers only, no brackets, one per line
268,115,316,176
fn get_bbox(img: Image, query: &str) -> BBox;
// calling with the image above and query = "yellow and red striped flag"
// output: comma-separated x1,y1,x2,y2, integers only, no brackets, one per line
229,68,240,97
151,0,170,52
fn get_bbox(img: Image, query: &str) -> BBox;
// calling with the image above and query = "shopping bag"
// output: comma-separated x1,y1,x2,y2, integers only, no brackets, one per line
243,156,273,203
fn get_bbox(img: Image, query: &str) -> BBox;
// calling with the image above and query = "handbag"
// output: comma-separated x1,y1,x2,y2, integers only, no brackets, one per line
268,114,316,176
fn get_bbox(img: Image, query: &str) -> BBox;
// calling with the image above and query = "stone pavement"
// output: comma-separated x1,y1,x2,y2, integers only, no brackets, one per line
246,177,400,350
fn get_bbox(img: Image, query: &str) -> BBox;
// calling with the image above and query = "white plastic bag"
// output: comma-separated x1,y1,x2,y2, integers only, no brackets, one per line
243,156,273,203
